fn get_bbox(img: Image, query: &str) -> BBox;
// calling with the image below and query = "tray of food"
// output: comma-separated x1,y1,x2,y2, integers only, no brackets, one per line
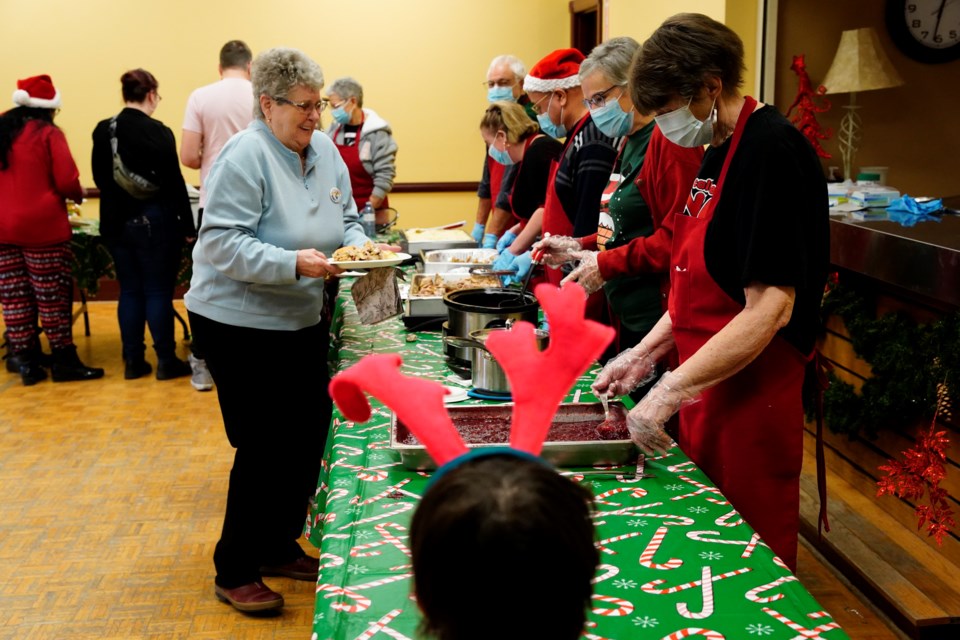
390,401,636,470
400,227,477,254
330,241,410,269
421,248,499,274
405,272,500,316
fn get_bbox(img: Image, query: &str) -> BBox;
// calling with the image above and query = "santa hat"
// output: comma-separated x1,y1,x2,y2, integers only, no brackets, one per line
12,74,61,109
523,49,584,93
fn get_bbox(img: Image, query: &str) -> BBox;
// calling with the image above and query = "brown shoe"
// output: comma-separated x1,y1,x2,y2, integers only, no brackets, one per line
215,581,284,612
260,555,319,581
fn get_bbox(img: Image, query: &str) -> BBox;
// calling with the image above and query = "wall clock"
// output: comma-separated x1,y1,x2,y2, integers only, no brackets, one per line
886,0,960,63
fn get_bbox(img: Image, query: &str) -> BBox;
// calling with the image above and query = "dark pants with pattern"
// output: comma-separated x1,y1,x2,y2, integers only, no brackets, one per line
104,205,182,362
0,242,75,354
189,310,332,588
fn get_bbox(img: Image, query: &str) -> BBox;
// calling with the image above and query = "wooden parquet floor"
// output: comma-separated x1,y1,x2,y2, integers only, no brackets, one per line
0,301,904,639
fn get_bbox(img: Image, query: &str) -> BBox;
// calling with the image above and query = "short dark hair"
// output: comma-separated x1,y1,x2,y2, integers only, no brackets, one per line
220,40,252,69
120,68,158,103
629,12,745,114
410,455,598,640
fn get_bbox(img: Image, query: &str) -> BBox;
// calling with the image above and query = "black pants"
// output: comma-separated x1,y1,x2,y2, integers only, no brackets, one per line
189,311,332,588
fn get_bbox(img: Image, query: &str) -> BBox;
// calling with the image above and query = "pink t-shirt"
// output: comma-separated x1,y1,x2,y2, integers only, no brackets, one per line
182,77,254,206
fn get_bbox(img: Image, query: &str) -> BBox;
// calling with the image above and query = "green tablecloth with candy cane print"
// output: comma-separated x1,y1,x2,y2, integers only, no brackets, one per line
307,276,849,640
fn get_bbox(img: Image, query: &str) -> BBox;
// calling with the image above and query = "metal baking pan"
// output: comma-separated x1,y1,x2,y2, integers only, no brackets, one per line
390,402,637,470
400,228,477,254
405,273,500,316
421,249,499,274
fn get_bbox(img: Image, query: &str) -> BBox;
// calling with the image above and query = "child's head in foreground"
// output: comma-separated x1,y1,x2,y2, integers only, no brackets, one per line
410,453,599,640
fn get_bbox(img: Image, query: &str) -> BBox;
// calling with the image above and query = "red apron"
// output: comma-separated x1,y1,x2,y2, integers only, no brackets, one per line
487,154,507,212
668,96,808,572
334,118,389,213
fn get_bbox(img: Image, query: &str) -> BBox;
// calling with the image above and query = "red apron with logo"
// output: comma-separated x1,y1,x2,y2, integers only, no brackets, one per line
667,97,807,572
334,119,389,213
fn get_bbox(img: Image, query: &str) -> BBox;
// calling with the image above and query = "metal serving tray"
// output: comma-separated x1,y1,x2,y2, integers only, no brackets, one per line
400,228,477,254
405,273,500,317
390,401,637,470
421,249,499,274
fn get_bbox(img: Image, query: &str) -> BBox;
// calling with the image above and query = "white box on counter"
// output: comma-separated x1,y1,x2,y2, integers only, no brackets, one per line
400,227,477,254
421,248,498,274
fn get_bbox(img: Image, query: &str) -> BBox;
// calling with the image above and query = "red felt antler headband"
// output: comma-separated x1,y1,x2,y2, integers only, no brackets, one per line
328,283,614,468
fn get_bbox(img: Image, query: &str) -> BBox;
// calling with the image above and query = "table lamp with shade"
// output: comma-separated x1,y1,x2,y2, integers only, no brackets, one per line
822,27,904,183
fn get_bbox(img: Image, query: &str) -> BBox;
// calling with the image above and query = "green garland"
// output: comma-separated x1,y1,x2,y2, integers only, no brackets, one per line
814,282,960,439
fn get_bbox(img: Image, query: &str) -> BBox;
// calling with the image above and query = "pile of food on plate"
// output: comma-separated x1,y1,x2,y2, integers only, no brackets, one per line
411,274,499,297
332,241,396,262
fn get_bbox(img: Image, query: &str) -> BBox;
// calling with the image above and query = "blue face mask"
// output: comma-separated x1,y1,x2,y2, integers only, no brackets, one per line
331,104,351,125
590,91,634,138
537,94,567,138
487,85,516,103
487,135,515,166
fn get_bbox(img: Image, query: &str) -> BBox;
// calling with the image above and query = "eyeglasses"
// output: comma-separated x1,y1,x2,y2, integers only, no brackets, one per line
530,94,550,116
483,79,516,89
582,85,624,110
274,96,328,114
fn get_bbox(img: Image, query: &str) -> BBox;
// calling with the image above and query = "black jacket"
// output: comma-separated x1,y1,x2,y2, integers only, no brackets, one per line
91,108,194,240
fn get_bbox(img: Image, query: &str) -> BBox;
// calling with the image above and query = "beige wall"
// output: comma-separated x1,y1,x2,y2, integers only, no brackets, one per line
1,1,770,227
774,0,960,196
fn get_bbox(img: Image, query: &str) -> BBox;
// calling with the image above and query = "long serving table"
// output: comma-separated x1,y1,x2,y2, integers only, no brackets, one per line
307,277,850,640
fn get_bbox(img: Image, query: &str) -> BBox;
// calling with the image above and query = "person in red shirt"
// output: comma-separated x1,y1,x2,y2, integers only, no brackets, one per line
0,75,103,385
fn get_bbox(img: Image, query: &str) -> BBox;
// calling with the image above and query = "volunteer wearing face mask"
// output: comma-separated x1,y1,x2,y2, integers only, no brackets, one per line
517,48,618,306
481,102,562,286
472,55,537,248
534,37,702,376
325,77,398,227
591,14,829,572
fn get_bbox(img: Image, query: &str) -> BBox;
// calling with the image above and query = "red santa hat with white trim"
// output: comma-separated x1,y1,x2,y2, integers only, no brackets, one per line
12,75,61,109
523,48,585,93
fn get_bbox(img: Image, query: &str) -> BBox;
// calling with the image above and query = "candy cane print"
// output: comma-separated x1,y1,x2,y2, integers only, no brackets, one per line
351,572,414,592
686,530,765,559
333,443,365,456
591,593,634,616
671,475,724,502
326,487,350,504
761,607,840,638
316,582,372,613
641,567,752,595
714,509,743,528
595,531,646,555
659,628,726,639
666,460,697,473
704,496,730,506
595,500,663,515
745,575,799,603
351,479,412,505
677,566,715,619
358,470,389,482
594,486,641,506
337,501,414,530
597,506,695,527
639,526,684,570
354,609,413,640
591,563,619,585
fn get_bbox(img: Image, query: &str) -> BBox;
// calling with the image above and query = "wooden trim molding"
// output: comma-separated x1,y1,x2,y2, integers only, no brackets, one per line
82,181,480,199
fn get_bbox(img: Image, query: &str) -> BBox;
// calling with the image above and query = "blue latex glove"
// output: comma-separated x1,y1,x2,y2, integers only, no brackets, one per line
496,230,518,253
886,195,943,227
492,250,518,274
502,251,533,286
471,222,486,244
481,233,498,249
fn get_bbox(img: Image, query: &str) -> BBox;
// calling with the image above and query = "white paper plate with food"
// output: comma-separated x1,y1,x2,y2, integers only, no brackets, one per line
329,242,410,269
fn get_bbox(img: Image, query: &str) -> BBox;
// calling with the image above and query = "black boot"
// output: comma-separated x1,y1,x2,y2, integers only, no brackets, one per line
51,345,104,382
17,350,48,386
124,358,152,380
156,357,191,380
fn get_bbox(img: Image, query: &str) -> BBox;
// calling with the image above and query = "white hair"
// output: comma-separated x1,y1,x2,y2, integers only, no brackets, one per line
579,37,640,86
487,54,526,81
328,77,363,108
251,47,324,121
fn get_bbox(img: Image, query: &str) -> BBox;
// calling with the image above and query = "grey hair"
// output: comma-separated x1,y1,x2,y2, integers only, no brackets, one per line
251,47,324,121
328,77,364,108
579,37,640,86
487,54,526,81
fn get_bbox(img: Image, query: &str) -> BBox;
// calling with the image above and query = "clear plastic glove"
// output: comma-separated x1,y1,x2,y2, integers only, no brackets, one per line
502,251,533,286
561,250,604,294
471,222,486,244
492,250,518,273
496,230,519,253
481,233,498,249
533,234,582,268
626,371,696,455
591,343,657,399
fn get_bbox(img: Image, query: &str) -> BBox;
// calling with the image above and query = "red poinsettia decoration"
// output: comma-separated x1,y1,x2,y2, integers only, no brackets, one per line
876,385,955,545
785,54,832,159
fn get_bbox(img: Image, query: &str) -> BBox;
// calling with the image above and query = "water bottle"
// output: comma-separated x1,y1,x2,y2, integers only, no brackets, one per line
361,202,376,238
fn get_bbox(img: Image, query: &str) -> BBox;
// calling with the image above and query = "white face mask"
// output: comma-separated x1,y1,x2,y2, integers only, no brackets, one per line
655,97,716,147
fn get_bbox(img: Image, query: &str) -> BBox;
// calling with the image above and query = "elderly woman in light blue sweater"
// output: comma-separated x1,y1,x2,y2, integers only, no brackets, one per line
185,47,370,614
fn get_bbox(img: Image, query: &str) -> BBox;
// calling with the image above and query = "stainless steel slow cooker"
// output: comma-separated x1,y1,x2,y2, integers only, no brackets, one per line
445,327,549,394
442,288,539,363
